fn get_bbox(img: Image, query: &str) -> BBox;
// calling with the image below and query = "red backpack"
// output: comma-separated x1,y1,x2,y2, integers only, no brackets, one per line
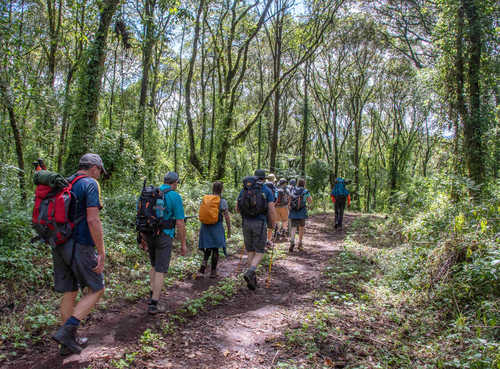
32,174,88,246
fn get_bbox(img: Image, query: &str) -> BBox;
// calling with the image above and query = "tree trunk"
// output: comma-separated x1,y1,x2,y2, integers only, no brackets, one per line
184,0,205,175
0,77,26,201
462,0,484,196
136,0,156,149
64,0,120,173
269,0,284,172
174,22,186,172
57,65,75,172
300,61,309,176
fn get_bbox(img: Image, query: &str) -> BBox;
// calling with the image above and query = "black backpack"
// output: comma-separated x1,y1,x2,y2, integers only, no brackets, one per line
290,187,306,211
136,180,175,236
276,188,289,207
238,176,268,218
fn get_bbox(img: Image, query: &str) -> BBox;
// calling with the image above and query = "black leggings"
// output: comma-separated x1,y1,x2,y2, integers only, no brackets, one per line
203,248,219,270
335,195,346,227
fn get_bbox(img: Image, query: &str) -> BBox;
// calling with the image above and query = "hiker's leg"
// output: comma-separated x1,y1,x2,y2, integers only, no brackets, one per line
211,249,219,271
151,271,164,301
298,225,305,243
203,248,211,262
149,267,156,292
72,288,105,320
334,202,340,226
250,252,264,268
60,291,78,323
338,197,346,227
247,251,255,267
290,223,297,242
267,227,273,242
151,233,173,300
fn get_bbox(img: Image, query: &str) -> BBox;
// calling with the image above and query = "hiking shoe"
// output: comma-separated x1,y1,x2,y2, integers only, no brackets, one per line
289,242,295,252
148,303,167,315
60,336,88,356
210,269,218,278
51,325,82,355
199,261,207,274
298,242,304,251
243,270,256,290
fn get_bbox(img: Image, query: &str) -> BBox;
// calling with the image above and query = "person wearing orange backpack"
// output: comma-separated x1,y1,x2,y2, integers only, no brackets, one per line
198,181,231,278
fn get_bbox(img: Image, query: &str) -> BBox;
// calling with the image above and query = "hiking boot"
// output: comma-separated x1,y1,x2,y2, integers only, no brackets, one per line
289,241,295,252
148,303,167,315
298,242,304,251
199,260,207,274
60,336,88,356
243,269,256,290
210,269,218,279
51,325,82,355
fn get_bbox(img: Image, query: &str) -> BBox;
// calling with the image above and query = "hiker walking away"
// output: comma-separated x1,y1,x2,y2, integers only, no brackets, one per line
139,172,187,314
237,169,276,290
331,177,350,230
288,178,312,252
275,178,290,239
264,173,278,246
287,179,296,236
198,181,231,278
50,154,106,355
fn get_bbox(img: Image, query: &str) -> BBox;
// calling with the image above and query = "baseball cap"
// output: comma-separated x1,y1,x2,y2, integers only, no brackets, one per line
79,153,107,175
266,173,276,182
254,169,266,180
164,171,179,184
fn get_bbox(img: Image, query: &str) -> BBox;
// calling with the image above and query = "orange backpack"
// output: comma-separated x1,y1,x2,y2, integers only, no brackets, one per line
199,195,221,224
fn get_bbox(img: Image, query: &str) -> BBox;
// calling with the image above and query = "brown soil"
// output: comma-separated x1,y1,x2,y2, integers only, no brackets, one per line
4,213,353,369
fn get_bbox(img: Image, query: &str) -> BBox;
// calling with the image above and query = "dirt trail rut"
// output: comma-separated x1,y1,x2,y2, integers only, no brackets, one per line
9,213,352,369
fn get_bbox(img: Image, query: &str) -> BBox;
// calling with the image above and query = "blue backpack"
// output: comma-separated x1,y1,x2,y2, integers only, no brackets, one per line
332,178,349,197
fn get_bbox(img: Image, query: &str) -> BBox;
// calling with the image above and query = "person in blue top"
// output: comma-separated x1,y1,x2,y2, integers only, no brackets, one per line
330,177,351,230
236,169,276,290
288,178,312,252
198,181,232,278
140,171,187,314
51,153,106,355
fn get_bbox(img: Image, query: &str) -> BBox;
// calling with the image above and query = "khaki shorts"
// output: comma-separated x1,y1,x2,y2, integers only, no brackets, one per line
276,207,289,223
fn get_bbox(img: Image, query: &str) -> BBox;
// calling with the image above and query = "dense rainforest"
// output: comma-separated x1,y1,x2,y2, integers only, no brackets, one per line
0,0,499,368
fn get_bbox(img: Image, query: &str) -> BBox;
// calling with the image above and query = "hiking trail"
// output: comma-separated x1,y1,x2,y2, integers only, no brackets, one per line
8,213,354,369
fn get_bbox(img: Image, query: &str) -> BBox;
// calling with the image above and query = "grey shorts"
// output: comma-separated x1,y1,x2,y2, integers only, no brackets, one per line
242,218,267,254
52,240,105,293
291,218,306,227
146,232,173,273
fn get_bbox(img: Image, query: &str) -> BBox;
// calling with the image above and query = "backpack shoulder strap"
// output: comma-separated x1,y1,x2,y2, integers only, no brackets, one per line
70,174,88,186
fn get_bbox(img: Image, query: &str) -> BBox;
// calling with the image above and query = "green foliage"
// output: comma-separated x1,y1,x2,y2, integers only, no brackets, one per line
306,159,330,194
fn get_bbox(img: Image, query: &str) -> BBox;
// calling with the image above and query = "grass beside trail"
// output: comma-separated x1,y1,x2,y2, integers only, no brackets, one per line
274,214,500,369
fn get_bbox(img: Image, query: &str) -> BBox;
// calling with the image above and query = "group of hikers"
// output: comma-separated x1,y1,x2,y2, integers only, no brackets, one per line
31,153,350,356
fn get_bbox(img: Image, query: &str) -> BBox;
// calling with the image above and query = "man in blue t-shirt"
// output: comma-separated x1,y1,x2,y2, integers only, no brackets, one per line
140,171,187,314
51,153,106,355
236,169,276,290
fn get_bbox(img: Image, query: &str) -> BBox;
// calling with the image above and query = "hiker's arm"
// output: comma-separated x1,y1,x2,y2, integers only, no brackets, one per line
331,195,335,203
347,194,351,206
176,219,187,256
307,195,313,205
87,207,105,273
268,202,277,228
224,210,231,239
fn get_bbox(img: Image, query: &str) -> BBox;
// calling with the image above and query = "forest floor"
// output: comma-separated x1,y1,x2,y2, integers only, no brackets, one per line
4,213,418,369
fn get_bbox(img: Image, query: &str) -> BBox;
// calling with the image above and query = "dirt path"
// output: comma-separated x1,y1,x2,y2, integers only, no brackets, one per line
8,213,352,369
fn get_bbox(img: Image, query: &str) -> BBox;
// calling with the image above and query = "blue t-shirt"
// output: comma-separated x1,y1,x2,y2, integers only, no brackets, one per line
289,187,311,220
238,182,275,222
160,184,185,237
71,175,102,246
